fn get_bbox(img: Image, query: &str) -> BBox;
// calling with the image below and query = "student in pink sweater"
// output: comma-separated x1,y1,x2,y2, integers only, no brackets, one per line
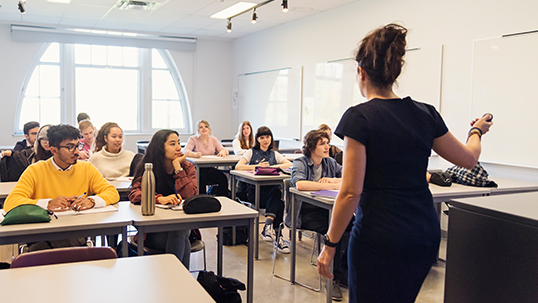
183,120,229,196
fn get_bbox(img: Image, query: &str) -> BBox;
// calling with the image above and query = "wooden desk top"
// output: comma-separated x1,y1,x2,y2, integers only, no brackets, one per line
0,254,215,303
186,155,242,165
129,196,258,227
230,169,290,181
0,180,132,200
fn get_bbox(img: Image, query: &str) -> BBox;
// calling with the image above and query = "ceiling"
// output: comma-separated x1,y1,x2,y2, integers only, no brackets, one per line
0,0,359,39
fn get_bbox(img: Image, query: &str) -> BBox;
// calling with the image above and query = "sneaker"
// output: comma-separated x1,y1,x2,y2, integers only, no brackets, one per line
326,280,343,301
276,236,291,254
261,224,273,242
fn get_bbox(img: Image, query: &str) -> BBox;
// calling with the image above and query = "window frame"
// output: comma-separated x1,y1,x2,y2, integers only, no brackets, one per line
15,42,192,135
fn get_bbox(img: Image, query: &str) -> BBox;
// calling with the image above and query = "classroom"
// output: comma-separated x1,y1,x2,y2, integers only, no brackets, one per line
1,0,538,302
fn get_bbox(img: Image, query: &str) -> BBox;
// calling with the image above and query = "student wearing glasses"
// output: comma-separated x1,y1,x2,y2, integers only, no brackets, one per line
89,122,135,181
4,124,119,250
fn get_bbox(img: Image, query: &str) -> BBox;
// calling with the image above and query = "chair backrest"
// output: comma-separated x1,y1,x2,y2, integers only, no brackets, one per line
335,152,343,165
11,247,117,268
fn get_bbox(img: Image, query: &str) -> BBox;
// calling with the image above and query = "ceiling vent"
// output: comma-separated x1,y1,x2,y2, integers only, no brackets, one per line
117,1,160,11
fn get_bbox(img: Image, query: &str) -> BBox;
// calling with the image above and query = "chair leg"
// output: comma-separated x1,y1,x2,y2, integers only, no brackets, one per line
203,246,207,271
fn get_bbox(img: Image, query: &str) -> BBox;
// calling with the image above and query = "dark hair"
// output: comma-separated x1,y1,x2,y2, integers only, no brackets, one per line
302,130,330,158
253,126,274,150
34,124,53,161
94,122,121,152
23,121,40,136
47,124,81,148
355,23,407,90
235,121,254,150
132,129,179,193
77,112,90,123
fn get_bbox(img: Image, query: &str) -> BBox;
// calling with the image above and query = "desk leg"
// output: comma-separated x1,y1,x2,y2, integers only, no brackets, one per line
290,193,297,284
255,183,260,260
247,218,255,303
217,226,223,276
122,227,128,258
231,175,237,245
137,227,145,256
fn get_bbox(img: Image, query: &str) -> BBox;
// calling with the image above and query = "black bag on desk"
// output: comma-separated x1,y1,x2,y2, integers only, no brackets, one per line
183,194,222,214
197,270,245,303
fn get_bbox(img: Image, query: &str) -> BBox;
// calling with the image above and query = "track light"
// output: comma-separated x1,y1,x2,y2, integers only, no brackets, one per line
282,0,288,12
18,0,26,14
226,19,232,33
251,9,257,24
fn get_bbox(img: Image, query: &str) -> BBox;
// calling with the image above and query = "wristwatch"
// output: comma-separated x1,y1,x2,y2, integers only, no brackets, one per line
323,234,338,248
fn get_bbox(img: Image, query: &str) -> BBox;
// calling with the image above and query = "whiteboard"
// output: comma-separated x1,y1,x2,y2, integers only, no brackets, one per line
471,34,538,168
309,45,443,146
237,67,302,140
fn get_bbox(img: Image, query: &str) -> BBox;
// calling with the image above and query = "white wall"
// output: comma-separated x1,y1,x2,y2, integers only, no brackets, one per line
231,0,538,182
0,25,234,153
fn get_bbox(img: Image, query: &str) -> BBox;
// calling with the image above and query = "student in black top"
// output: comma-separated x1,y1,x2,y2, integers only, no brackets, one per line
316,23,493,303
13,121,40,152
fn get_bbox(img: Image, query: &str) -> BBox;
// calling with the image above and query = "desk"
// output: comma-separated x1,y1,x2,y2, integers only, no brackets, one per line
0,180,132,206
129,197,258,303
0,254,215,303
445,192,538,303
186,155,242,191
489,176,538,195
0,203,131,257
230,170,290,259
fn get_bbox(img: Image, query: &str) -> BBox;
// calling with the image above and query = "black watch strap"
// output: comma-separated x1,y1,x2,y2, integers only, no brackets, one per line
323,234,338,248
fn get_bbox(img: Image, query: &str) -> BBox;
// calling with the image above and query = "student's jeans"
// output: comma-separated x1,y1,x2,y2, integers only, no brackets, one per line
246,184,284,230
145,230,191,269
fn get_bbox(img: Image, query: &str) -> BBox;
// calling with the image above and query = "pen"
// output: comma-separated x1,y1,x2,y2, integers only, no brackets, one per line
174,187,181,205
72,192,86,211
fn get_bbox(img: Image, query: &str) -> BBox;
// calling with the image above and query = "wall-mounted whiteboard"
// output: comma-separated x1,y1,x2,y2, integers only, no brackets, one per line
309,45,443,146
471,33,538,168
237,67,302,140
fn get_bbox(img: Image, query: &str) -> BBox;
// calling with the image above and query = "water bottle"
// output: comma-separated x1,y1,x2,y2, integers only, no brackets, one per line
141,163,155,216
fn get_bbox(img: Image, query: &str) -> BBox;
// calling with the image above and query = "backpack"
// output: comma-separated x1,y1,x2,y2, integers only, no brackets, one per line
0,150,32,182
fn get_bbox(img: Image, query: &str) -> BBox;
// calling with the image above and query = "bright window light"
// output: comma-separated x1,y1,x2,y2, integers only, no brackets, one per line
47,0,71,3
211,2,257,19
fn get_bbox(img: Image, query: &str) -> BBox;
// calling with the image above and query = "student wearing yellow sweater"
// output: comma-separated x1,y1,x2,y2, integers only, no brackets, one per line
4,124,119,213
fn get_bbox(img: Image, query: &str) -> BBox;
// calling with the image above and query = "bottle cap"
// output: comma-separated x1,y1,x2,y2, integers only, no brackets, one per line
145,163,153,169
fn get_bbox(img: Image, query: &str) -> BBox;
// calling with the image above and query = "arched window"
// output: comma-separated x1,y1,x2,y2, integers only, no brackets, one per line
16,43,191,134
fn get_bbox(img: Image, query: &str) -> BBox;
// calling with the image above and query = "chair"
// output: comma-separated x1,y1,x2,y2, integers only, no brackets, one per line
11,246,117,268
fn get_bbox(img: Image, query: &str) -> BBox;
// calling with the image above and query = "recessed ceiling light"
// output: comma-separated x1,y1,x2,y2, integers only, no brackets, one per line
47,0,71,3
211,2,257,19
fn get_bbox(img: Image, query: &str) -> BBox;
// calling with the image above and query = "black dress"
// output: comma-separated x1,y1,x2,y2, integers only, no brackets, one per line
335,97,448,303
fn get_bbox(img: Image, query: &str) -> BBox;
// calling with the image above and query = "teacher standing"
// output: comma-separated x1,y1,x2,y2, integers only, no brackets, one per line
317,23,492,303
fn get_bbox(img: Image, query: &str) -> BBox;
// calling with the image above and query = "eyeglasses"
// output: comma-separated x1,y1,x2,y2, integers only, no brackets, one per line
57,144,79,153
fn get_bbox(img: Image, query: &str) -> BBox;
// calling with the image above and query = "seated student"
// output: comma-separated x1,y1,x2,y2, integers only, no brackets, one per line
184,120,229,196
233,121,254,156
1,125,53,182
129,129,197,268
13,121,40,152
4,124,119,250
78,120,95,160
232,121,254,201
77,112,90,124
89,122,135,181
235,126,293,253
289,129,350,300
318,124,342,159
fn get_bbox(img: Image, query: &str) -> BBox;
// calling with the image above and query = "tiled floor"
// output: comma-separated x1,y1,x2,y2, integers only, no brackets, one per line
0,219,446,303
